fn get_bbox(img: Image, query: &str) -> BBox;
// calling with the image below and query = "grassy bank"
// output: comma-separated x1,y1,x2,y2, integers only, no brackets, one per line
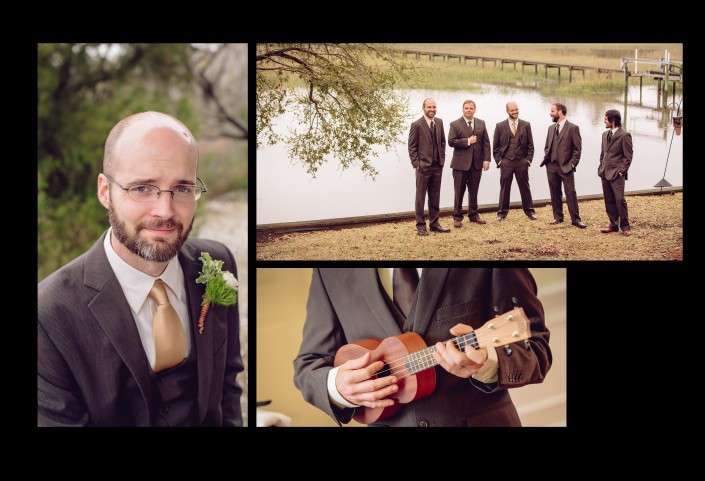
256,192,683,261
395,43,682,96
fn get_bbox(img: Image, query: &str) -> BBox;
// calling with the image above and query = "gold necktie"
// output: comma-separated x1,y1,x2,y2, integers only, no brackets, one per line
149,279,186,373
511,121,517,135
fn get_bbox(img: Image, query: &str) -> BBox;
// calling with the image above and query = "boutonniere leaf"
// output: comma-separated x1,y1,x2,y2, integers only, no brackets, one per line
195,252,238,334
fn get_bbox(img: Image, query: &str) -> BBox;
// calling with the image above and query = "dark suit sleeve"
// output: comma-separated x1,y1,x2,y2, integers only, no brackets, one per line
220,247,244,427
293,269,354,425
469,268,551,393
525,123,534,164
569,125,582,168
408,122,420,169
621,132,633,174
482,123,491,163
492,124,502,165
439,120,446,162
449,121,468,149
38,320,91,426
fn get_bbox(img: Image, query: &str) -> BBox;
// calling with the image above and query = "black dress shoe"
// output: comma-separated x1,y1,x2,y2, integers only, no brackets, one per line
430,225,451,233
496,215,505,221
527,213,537,220
549,219,563,225
600,226,618,233
417,230,429,236
572,221,587,229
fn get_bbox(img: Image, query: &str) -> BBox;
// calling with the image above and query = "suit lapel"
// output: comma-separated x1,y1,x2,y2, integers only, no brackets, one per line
84,233,154,420
178,244,213,423
405,268,449,335
358,269,401,337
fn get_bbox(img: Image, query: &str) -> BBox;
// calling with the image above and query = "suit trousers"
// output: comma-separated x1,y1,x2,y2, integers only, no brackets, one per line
545,161,581,222
453,167,482,220
415,162,443,229
498,159,534,217
601,175,629,228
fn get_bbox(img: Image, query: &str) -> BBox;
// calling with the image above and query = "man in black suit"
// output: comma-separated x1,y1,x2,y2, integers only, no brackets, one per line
294,268,552,427
540,103,587,228
598,109,633,236
448,100,491,228
408,98,450,236
38,111,243,426
492,101,537,221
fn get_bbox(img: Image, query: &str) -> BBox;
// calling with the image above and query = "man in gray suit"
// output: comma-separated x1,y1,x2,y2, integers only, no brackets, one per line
38,112,244,426
408,98,450,236
294,268,552,427
448,100,491,228
493,101,537,221
598,109,633,236
540,103,587,228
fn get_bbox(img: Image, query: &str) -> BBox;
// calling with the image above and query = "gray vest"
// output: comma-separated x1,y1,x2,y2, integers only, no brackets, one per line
151,345,199,426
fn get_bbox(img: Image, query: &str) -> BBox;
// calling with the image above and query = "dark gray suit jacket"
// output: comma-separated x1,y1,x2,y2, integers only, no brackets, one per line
294,268,551,427
493,119,534,166
599,128,633,180
408,116,446,169
38,232,243,426
448,117,491,170
541,120,582,173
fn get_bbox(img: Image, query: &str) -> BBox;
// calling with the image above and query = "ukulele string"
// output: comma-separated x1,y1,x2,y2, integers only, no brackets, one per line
371,317,521,379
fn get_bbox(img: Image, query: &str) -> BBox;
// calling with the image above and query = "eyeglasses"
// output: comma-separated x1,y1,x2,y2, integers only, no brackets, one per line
104,174,207,203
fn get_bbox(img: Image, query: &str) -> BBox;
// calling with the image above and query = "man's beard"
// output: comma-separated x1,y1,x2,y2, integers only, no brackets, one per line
109,206,194,262
551,115,559,123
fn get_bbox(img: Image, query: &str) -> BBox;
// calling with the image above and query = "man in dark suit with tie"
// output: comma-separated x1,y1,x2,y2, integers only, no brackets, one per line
448,100,491,228
492,101,537,221
540,103,587,228
294,268,552,427
408,98,450,236
598,109,633,236
38,111,244,426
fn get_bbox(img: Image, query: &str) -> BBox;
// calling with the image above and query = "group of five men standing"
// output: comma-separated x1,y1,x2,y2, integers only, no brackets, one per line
408,99,633,237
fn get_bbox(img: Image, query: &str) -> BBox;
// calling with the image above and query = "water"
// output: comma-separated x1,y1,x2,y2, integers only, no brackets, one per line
256,86,682,224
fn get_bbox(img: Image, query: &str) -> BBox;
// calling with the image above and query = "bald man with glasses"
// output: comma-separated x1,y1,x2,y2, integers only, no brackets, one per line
38,111,244,427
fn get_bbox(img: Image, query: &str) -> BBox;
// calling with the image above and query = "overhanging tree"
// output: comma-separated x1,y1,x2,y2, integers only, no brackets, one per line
256,43,417,178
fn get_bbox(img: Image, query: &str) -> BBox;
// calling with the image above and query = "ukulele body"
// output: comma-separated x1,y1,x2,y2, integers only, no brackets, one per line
333,332,436,424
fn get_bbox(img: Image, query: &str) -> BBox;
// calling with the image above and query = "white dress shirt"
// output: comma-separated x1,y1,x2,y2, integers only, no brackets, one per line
103,228,192,369
327,268,497,409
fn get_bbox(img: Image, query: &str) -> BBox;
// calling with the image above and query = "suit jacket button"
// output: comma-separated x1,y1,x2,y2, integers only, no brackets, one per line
160,405,170,415
418,419,429,427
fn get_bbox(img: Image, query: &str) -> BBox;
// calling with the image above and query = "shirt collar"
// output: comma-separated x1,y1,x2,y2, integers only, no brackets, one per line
103,227,186,314
424,115,436,126
557,119,566,129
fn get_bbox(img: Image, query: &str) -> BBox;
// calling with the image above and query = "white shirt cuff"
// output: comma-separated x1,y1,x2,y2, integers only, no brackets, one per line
327,366,360,409
472,346,499,384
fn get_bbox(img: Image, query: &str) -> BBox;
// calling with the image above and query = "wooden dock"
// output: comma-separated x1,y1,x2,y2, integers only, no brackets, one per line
398,49,625,82
397,49,683,84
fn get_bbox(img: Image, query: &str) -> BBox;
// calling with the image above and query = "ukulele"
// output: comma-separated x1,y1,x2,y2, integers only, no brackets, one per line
333,307,531,424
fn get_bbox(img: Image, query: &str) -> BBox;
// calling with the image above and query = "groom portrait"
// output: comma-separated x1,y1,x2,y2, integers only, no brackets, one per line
38,111,244,427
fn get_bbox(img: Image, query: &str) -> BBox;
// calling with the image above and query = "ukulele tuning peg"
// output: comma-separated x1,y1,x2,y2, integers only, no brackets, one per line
493,306,500,317
503,345,513,356
512,297,519,308
523,340,531,350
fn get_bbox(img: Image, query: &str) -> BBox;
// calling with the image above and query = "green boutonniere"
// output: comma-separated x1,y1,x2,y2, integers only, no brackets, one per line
195,251,238,334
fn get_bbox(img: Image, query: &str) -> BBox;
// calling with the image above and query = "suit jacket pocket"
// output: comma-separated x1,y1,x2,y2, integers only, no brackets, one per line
435,298,482,324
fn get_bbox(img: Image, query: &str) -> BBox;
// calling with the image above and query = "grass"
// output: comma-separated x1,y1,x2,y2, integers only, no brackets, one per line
256,192,683,261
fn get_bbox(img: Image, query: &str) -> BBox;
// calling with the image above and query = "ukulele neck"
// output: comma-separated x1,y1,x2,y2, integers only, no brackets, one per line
405,333,478,375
